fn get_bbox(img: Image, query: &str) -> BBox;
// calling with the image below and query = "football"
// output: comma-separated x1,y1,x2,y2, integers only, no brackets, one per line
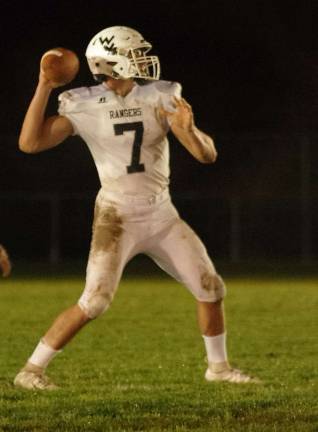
40,47,79,85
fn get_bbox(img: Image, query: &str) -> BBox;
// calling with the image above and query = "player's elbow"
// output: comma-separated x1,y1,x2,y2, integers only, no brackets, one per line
210,150,218,163
18,137,41,154
200,137,217,163
200,149,218,164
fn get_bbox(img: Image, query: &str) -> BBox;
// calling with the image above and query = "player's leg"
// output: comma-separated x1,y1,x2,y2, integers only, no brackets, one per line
197,299,225,336
147,218,259,383
14,198,134,390
43,305,89,350
147,218,229,365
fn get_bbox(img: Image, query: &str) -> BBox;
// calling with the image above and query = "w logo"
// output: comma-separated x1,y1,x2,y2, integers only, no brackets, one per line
98,35,115,52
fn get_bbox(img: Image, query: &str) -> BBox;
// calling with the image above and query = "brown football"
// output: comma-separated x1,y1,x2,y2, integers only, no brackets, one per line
40,47,79,85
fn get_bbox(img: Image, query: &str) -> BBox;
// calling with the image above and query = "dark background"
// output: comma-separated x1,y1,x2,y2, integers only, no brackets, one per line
1,0,318,263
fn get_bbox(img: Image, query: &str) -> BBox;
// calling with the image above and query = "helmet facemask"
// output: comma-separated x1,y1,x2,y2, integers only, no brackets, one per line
128,47,160,80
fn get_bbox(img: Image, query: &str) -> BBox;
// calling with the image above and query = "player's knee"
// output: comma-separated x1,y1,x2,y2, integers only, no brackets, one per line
79,291,113,319
198,272,226,302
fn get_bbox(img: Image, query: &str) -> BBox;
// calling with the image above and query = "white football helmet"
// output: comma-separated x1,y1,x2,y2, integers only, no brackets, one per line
85,26,160,81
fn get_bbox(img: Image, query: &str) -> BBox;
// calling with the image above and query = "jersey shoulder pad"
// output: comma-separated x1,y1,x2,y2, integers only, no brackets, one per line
152,80,182,98
152,80,182,111
58,84,105,115
134,80,182,110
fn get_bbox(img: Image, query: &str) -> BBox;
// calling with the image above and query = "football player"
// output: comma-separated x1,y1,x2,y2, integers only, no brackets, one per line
0,244,11,277
14,26,258,389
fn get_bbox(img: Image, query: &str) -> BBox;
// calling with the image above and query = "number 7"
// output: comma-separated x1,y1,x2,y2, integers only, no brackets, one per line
113,122,145,174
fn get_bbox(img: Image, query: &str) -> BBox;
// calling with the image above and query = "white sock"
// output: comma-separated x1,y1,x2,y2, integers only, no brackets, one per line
28,339,61,369
202,333,228,364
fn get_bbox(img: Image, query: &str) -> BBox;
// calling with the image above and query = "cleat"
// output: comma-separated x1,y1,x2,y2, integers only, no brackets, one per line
205,364,260,384
14,371,59,390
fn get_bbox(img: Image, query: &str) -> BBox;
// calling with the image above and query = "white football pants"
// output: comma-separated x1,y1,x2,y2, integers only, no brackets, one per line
78,188,226,319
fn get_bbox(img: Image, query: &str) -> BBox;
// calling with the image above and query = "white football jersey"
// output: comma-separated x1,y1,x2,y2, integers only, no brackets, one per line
58,80,182,195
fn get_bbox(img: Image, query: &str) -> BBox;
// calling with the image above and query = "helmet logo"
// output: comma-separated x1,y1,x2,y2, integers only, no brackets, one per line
96,35,115,52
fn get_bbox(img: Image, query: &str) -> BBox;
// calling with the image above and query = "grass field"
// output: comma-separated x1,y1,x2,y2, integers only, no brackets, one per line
0,263,317,431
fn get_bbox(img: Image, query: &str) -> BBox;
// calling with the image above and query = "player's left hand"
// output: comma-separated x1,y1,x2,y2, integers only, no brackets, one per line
0,245,11,277
159,97,195,132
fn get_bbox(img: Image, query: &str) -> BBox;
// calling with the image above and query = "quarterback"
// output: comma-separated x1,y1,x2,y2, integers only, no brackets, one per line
14,26,258,389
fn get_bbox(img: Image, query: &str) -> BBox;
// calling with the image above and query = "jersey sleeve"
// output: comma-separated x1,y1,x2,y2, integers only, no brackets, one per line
159,81,182,112
154,81,182,130
58,89,86,136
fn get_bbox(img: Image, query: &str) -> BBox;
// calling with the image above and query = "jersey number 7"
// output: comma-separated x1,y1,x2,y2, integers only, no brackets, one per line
114,122,145,174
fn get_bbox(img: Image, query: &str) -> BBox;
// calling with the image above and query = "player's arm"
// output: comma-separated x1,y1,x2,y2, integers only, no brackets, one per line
19,72,73,154
160,97,217,164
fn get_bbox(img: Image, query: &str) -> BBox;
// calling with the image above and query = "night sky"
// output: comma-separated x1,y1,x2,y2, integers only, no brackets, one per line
2,0,317,131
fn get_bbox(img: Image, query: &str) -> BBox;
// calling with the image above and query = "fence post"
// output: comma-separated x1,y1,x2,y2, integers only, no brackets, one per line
49,193,61,265
229,197,241,262
300,135,312,263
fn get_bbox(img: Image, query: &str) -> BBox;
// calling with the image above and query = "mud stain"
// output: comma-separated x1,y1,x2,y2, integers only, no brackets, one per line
200,272,222,291
201,272,216,293
200,272,226,299
87,289,113,318
91,204,123,253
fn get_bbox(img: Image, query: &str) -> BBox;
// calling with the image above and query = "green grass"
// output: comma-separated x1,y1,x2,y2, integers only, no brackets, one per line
0,268,317,431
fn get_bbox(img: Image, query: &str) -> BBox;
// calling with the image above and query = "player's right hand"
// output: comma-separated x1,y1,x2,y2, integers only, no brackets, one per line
38,69,65,89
